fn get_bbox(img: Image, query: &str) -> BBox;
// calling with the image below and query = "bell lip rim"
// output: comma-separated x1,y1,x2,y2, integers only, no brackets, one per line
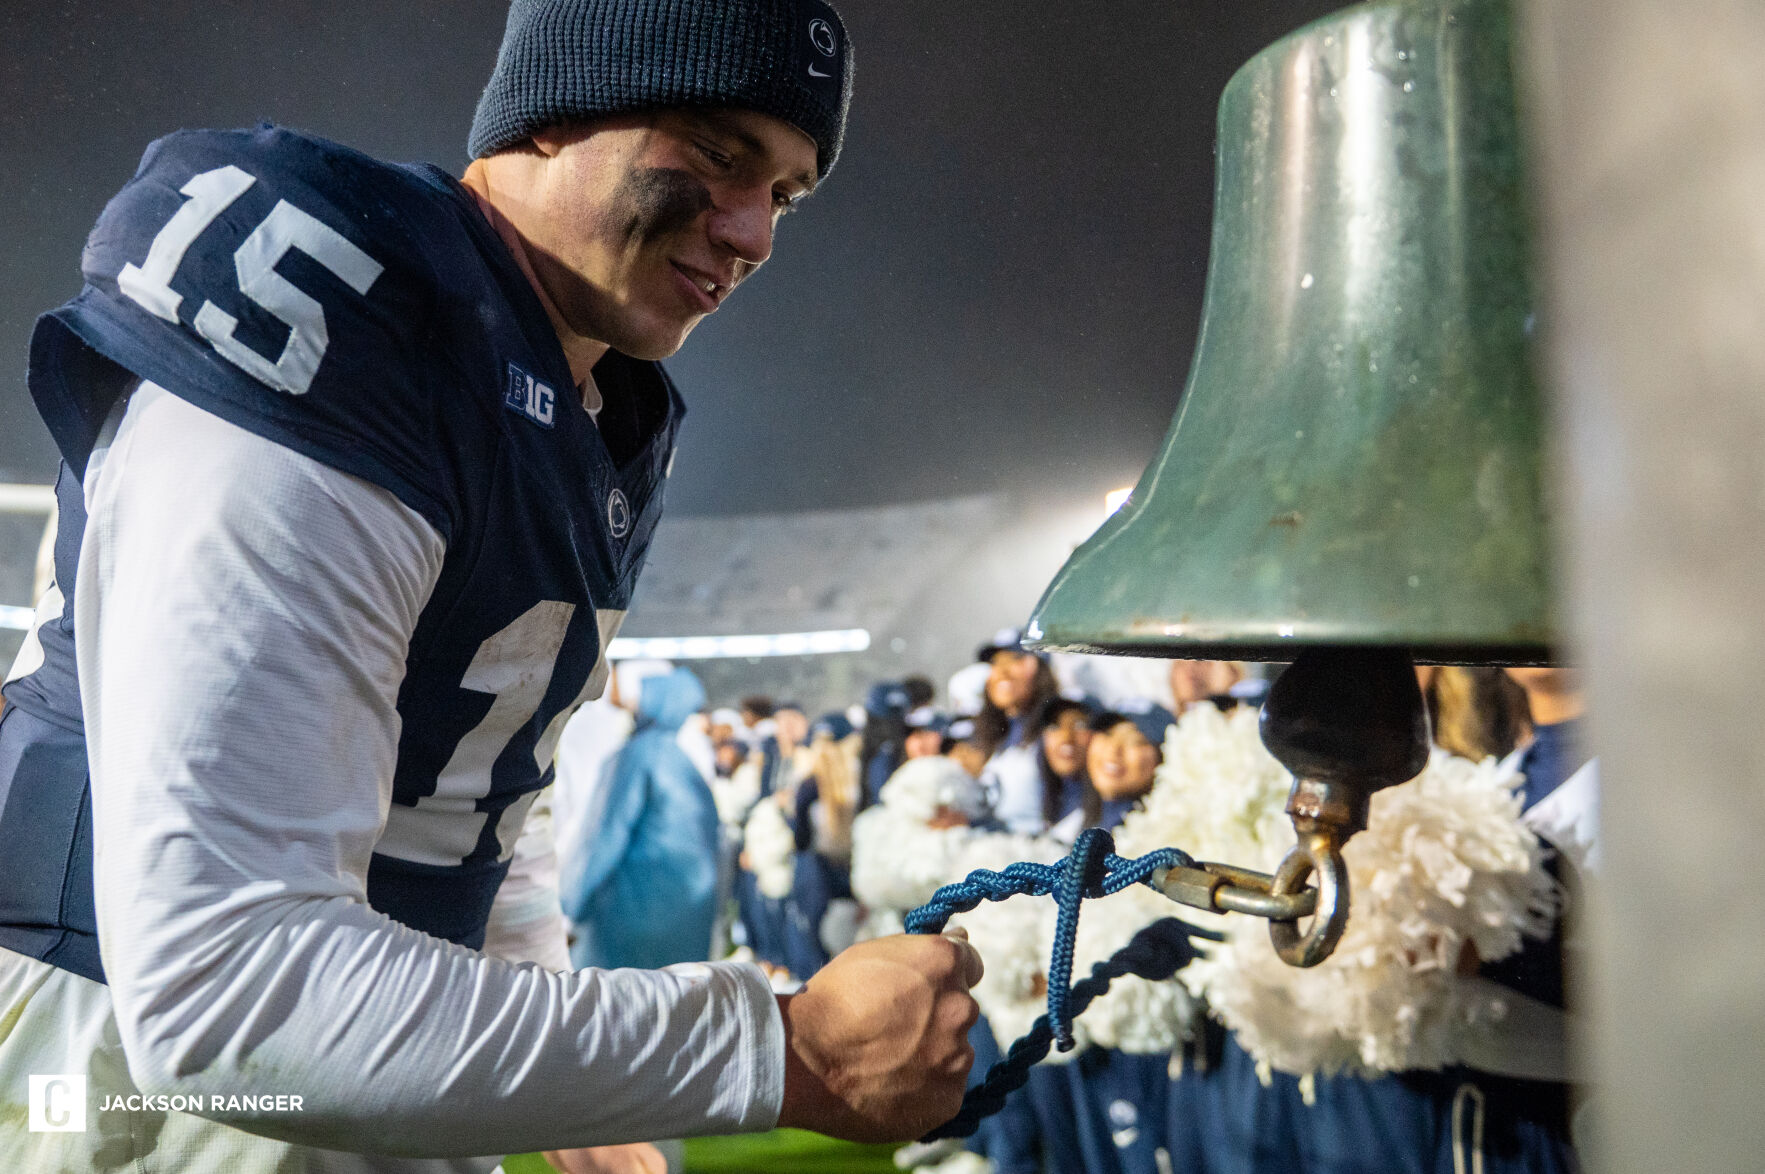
1020,634,1558,667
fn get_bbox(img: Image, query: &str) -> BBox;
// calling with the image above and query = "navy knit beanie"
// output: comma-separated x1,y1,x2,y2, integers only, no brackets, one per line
468,0,853,179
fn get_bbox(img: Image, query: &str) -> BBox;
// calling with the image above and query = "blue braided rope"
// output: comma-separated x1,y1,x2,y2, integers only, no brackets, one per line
905,828,1194,1049
905,828,1221,1141
921,916,1218,1140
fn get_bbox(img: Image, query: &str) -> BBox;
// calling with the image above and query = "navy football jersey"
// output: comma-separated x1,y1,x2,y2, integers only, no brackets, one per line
0,125,683,981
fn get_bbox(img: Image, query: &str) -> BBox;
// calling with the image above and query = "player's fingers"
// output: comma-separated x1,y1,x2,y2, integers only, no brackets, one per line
935,1036,977,1081
953,989,981,1034
946,936,984,988
940,926,982,985
888,931,982,988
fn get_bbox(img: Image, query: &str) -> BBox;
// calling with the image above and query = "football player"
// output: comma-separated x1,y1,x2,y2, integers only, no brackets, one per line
0,1,982,1170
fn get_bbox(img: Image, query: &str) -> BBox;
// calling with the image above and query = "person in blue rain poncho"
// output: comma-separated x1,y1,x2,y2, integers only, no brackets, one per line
563,666,720,971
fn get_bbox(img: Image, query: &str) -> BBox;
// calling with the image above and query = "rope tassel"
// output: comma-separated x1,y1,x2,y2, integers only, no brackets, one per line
905,828,1220,1139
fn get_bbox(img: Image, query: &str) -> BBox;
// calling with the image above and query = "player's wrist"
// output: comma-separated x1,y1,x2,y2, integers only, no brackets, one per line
773,991,844,1134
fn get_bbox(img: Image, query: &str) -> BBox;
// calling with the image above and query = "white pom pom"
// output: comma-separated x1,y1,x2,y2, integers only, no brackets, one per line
855,907,904,943
743,799,797,900
1068,883,1197,1054
1185,749,1559,1076
878,755,989,823
851,805,972,912
923,709,1292,1060
712,759,762,826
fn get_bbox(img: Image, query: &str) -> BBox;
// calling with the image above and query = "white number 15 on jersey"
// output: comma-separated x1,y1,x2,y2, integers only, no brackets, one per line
118,164,383,395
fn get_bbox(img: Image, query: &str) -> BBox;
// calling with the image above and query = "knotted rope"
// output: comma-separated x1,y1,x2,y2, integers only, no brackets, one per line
905,827,1219,1140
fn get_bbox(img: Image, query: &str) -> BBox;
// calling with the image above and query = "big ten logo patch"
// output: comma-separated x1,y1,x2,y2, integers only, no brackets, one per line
29,1075,87,1132
505,363,556,428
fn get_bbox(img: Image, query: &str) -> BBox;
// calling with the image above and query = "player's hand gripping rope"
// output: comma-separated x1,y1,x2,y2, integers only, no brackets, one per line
904,827,1221,1141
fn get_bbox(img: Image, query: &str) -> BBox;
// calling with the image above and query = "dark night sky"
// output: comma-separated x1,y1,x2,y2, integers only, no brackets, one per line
0,1,1342,516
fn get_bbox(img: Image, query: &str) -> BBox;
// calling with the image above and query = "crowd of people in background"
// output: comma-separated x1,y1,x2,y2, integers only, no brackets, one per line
551,630,1594,1174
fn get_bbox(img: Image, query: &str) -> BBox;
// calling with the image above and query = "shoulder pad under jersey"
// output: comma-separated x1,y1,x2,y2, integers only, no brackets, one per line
30,125,478,535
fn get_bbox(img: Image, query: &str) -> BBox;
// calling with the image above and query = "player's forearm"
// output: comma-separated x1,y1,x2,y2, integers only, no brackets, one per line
108,891,783,1154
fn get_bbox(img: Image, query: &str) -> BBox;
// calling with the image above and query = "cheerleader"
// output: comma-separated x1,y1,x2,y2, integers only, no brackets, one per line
779,713,864,980
974,632,1063,835
1051,709,1182,1174
1041,697,1103,843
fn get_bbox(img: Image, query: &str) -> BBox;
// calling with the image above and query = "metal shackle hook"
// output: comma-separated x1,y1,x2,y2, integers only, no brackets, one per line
1268,828,1351,967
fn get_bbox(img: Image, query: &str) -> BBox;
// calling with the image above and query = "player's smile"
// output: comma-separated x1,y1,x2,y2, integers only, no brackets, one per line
668,260,729,312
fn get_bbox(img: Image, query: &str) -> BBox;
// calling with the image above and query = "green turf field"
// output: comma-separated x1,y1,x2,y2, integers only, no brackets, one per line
680,1130,899,1172
503,1130,899,1173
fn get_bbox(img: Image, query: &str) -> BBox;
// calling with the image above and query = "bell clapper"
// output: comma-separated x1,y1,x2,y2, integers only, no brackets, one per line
1258,646,1432,967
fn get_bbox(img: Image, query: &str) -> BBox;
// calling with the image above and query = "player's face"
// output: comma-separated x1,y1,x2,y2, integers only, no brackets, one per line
528,109,819,360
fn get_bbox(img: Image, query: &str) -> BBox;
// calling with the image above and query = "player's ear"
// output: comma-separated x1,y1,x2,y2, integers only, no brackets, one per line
528,112,656,160
527,127,570,158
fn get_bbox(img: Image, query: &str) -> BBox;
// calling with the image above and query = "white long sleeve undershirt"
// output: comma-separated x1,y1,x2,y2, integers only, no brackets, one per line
77,382,784,1157
482,786,574,971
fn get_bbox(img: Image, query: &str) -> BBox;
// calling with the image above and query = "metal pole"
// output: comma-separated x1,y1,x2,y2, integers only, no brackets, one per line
1519,1,1765,1168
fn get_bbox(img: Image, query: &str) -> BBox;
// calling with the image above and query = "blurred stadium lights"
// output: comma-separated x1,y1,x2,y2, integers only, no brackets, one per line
0,484,54,514
2,484,54,630
1104,487,1133,520
607,628,871,660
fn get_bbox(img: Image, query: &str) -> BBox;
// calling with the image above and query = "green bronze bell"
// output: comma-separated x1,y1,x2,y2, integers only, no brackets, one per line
1027,0,1554,666
1027,0,1556,965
